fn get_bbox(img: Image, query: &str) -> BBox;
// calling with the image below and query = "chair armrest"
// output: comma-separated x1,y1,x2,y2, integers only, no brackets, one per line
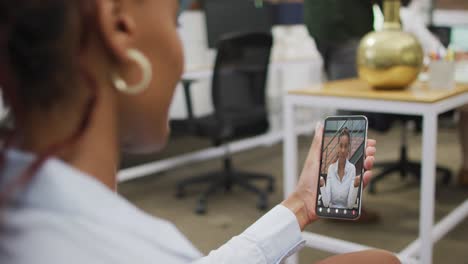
182,79,195,120
181,79,197,132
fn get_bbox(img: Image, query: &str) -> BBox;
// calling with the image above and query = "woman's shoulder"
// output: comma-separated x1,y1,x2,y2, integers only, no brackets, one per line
346,160,356,170
327,161,337,172
0,208,100,264
0,206,192,264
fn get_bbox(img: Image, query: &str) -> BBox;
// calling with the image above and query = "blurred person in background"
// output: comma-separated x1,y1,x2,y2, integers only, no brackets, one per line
302,0,403,223
303,0,467,221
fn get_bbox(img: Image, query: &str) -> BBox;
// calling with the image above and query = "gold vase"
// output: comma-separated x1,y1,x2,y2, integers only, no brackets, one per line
357,0,423,90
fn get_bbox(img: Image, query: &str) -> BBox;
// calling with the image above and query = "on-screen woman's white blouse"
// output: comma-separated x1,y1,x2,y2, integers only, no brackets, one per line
320,159,359,209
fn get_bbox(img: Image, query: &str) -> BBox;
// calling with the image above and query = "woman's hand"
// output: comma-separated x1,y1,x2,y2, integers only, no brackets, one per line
354,175,361,188
319,177,325,187
282,123,377,230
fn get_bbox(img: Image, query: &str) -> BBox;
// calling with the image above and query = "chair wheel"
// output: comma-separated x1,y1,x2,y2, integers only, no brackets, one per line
195,199,206,215
175,188,186,199
267,183,274,193
442,172,452,185
225,184,233,192
400,171,407,179
257,195,268,210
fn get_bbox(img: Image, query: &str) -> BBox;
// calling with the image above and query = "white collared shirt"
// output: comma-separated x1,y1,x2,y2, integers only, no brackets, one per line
320,159,359,209
0,150,305,264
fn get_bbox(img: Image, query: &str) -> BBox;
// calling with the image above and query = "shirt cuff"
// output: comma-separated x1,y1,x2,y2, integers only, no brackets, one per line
242,205,305,264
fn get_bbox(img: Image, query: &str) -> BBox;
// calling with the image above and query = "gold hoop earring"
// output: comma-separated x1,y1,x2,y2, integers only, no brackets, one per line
112,49,152,94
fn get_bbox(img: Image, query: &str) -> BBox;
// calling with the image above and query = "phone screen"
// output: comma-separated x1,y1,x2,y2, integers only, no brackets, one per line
315,116,368,220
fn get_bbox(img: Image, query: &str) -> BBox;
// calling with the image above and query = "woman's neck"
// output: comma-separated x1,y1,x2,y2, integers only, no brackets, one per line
337,159,346,179
18,82,120,191
338,159,346,169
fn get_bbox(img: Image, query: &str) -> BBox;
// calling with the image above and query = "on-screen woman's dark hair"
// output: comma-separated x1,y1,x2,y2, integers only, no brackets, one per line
0,0,98,205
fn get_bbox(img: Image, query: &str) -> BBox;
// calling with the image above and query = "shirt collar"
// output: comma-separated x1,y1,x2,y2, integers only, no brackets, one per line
1,149,127,220
332,159,351,180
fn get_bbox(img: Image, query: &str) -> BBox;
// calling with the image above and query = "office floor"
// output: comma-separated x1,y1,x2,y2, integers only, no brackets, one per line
119,124,468,264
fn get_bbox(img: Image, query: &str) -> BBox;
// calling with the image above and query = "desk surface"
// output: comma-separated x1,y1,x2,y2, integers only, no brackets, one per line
289,78,468,103
184,57,320,75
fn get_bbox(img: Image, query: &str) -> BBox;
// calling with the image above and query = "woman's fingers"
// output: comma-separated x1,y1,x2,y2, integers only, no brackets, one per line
367,139,376,147
365,138,376,171
366,146,376,157
364,156,375,170
362,170,373,188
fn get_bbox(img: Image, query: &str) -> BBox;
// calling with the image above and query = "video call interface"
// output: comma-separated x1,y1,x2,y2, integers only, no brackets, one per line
316,119,366,218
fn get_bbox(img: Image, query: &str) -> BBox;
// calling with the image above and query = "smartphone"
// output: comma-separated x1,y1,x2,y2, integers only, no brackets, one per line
315,115,368,220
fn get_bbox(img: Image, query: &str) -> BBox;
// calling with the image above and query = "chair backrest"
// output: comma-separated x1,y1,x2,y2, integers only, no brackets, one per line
211,32,273,118
428,25,451,48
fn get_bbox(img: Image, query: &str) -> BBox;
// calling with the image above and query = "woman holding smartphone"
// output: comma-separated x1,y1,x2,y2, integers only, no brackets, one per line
320,128,361,209
0,1,397,263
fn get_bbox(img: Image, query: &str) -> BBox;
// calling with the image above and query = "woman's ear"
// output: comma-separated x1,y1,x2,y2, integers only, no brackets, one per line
95,0,136,63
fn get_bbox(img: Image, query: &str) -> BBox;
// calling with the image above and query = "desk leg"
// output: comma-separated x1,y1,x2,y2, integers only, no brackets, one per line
283,97,299,264
420,113,438,264
283,96,298,199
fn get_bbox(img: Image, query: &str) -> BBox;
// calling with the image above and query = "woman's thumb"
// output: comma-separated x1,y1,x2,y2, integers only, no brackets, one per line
304,122,323,165
312,122,323,153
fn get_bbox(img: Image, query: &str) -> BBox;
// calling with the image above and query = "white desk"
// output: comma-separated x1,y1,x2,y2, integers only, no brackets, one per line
182,65,212,80
282,79,468,264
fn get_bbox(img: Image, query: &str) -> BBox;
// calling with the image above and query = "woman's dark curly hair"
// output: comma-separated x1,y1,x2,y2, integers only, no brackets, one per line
0,0,98,204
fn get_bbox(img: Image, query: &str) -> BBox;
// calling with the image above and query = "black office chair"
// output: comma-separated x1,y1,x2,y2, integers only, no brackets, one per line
173,32,275,214
368,116,452,194
428,25,451,48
